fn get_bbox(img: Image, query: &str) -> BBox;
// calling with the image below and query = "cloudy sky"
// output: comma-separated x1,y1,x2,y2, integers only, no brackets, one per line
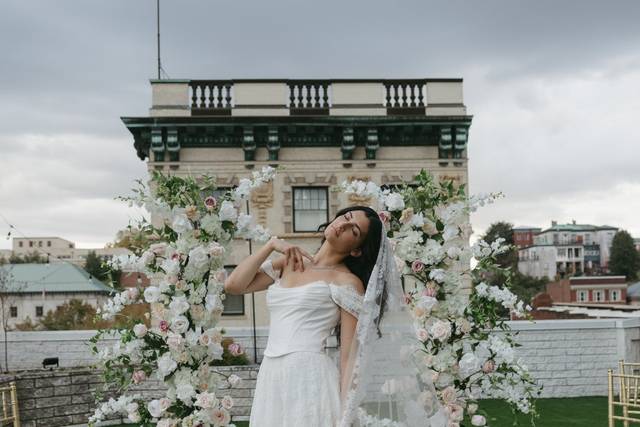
1,0,639,250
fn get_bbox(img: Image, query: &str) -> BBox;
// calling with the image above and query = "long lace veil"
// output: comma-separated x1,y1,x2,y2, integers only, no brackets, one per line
338,226,447,427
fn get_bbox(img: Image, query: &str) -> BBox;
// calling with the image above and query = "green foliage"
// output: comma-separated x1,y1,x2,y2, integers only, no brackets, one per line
609,229,640,281
482,221,518,270
8,250,47,264
39,299,98,330
84,251,111,282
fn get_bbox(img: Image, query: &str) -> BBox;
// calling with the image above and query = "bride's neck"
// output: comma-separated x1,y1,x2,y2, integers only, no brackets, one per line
313,242,347,267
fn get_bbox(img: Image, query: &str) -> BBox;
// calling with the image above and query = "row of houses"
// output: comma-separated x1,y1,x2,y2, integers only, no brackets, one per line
515,220,623,279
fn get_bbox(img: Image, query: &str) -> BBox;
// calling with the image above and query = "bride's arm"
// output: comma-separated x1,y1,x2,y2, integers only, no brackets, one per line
224,238,279,295
224,237,312,295
339,309,358,395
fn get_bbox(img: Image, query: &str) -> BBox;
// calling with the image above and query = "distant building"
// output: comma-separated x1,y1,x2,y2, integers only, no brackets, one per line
9,236,131,266
0,263,112,329
512,226,541,248
546,276,627,304
517,220,618,280
525,276,635,320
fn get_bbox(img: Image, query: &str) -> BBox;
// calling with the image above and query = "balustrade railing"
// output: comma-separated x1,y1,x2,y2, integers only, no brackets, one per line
189,80,233,115
384,80,426,114
288,80,331,115
181,79,460,116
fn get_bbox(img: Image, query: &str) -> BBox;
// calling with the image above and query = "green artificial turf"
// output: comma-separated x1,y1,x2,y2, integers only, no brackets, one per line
467,397,608,426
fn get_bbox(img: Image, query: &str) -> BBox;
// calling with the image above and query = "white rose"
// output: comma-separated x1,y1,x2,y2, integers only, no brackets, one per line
208,242,225,258
166,332,184,350
205,294,224,312
443,224,459,241
458,352,481,379
228,374,242,387
418,296,438,312
467,403,478,415
127,412,141,423
143,286,161,303
157,353,177,377
416,328,429,342
194,391,217,409
169,296,190,315
218,200,238,222
430,320,452,342
157,420,176,427
126,402,139,414
170,210,193,234
147,399,165,418
221,395,234,410
188,246,210,270
133,323,147,338
171,315,190,334
471,415,487,426
384,193,405,211
176,383,196,403
207,342,224,359
446,246,461,259
441,386,457,404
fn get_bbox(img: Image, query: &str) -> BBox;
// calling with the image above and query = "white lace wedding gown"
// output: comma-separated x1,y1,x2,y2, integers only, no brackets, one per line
249,259,364,427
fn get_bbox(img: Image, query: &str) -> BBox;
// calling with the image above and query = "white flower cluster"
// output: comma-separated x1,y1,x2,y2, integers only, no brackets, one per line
340,179,407,212
88,394,142,424
342,177,539,425
475,282,532,317
232,166,277,201
91,169,276,426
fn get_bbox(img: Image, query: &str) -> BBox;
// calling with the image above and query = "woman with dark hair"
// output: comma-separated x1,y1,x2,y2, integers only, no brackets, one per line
225,205,383,426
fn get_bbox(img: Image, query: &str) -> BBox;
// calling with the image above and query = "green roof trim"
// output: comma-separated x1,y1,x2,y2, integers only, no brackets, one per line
0,263,113,294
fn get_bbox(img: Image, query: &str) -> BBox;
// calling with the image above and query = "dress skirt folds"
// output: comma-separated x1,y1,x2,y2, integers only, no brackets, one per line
249,351,342,427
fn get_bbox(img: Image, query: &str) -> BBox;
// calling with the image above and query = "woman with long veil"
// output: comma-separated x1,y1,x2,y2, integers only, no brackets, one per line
225,205,444,427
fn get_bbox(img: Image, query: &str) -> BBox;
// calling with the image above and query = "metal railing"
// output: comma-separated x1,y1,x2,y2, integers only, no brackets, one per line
0,381,20,427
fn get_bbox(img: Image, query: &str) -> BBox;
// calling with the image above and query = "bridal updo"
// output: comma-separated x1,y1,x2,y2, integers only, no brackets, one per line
317,205,383,290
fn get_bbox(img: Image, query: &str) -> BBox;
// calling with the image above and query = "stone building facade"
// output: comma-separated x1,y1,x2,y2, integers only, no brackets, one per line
122,78,472,338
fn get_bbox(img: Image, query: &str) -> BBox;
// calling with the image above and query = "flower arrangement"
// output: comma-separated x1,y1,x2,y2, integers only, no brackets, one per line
341,170,541,426
89,166,275,426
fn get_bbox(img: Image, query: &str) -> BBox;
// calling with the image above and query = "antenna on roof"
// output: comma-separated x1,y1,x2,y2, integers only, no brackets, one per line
156,0,169,80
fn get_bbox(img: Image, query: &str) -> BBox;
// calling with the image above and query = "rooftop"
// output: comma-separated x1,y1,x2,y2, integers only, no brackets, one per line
0,263,112,294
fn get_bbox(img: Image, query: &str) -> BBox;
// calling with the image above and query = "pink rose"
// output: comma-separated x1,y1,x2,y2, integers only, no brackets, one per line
411,260,425,273
214,270,227,282
204,196,217,211
132,370,146,384
228,343,244,356
446,403,464,422
159,320,169,333
423,286,438,298
416,328,429,342
221,395,234,410
482,360,495,373
126,287,140,301
378,211,391,225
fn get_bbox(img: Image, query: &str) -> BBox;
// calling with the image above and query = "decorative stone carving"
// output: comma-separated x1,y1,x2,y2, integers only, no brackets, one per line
251,182,274,227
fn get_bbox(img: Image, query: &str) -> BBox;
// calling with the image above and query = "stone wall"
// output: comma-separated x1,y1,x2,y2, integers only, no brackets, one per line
0,365,259,427
0,328,270,372
507,318,640,397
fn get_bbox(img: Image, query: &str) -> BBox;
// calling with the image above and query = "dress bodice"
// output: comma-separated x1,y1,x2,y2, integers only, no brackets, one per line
259,259,364,358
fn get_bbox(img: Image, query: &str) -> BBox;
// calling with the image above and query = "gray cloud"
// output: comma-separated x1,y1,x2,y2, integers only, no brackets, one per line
1,0,639,249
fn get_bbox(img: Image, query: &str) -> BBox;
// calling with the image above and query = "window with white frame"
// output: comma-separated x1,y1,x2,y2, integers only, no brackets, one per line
593,290,604,302
577,290,588,302
293,187,329,232
611,290,620,302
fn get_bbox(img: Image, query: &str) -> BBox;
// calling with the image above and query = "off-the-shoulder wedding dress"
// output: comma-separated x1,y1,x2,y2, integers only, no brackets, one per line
248,259,364,427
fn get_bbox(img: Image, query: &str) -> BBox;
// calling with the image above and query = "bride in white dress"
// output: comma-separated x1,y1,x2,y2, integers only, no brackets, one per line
224,206,383,427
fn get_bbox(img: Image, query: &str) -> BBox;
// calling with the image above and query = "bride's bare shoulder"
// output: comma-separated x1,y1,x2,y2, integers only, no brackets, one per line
334,271,364,295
